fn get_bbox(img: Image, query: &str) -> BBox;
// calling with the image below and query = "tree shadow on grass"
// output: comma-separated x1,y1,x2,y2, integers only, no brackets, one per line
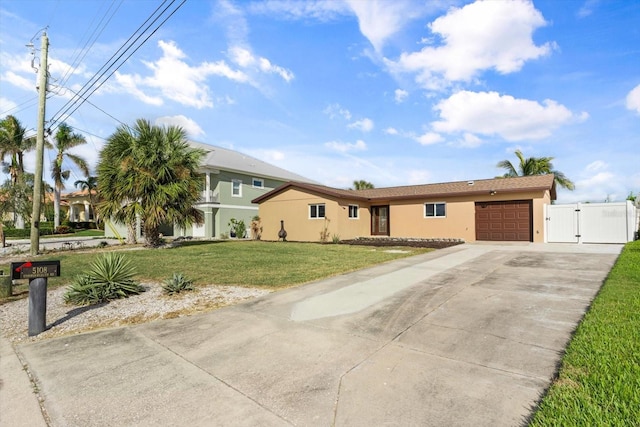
47,302,108,329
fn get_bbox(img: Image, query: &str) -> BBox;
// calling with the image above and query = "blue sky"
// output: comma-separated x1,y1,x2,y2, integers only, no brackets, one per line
1,0,638,203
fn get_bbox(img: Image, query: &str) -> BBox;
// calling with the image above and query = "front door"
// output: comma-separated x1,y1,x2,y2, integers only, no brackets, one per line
371,205,390,236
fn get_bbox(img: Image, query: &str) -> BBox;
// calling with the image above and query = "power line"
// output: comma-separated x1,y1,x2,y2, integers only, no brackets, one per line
59,0,125,88
48,0,186,131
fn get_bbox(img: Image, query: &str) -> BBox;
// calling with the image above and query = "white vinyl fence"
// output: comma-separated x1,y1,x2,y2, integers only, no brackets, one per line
545,201,638,244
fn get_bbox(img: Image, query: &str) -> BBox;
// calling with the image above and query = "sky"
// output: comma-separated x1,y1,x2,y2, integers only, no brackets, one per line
0,0,638,204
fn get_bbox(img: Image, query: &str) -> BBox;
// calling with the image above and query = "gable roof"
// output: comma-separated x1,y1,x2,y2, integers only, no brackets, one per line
252,174,557,204
188,141,316,184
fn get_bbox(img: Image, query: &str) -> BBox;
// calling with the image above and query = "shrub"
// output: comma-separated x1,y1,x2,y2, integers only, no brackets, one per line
162,272,195,295
97,241,109,248
64,253,144,305
55,225,73,235
228,218,247,239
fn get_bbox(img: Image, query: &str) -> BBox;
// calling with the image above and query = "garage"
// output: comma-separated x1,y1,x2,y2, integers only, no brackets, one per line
475,200,532,241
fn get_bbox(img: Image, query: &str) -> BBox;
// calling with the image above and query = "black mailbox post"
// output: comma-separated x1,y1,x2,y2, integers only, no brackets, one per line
11,261,61,336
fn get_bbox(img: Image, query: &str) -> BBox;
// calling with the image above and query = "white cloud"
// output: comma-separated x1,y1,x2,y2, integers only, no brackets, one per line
577,0,599,18
114,72,163,106
394,89,408,103
155,115,205,138
229,46,294,82
247,0,350,21
115,40,249,109
325,139,367,153
348,118,374,132
626,83,640,114
415,132,444,146
345,0,426,52
324,103,351,120
0,97,18,115
585,160,607,172
432,91,579,142
3,71,36,92
385,0,553,90
384,127,399,135
407,170,432,185
457,132,483,148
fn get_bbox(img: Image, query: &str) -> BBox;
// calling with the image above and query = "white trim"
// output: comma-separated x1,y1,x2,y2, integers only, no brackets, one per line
251,177,264,189
216,205,258,210
424,202,446,218
309,203,326,219
231,179,242,197
348,204,359,219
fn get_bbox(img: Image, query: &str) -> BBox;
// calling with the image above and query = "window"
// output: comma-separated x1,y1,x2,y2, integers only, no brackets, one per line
425,202,446,218
252,177,264,189
309,204,325,219
348,205,359,219
232,179,242,197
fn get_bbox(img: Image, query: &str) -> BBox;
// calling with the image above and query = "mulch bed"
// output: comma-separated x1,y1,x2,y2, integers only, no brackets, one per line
340,237,465,249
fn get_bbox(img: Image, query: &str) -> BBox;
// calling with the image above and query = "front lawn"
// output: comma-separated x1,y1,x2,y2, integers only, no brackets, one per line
1,241,431,301
529,240,640,425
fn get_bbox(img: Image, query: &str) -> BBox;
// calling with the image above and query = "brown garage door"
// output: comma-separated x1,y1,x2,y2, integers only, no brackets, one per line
475,200,532,241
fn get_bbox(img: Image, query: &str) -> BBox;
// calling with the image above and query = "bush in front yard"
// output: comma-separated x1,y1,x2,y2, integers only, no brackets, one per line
162,272,195,295
64,253,144,305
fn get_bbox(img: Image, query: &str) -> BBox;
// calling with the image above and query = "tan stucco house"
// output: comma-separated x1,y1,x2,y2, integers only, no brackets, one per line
252,174,556,243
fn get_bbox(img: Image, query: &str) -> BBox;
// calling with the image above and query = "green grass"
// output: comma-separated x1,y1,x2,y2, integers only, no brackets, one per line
529,240,640,426
1,241,431,302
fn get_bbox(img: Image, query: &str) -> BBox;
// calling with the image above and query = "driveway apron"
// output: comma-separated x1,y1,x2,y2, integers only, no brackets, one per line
13,243,621,426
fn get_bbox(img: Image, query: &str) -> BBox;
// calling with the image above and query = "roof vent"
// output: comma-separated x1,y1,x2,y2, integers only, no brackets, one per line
467,180,474,186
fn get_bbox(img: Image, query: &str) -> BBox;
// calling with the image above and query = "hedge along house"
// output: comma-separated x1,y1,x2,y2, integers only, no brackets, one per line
105,141,315,241
252,174,557,243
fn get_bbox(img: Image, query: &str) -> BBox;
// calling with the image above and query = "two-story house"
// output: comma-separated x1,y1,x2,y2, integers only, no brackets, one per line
105,141,314,240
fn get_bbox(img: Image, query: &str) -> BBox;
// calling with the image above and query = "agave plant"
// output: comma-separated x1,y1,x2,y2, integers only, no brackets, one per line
162,272,195,295
64,253,144,305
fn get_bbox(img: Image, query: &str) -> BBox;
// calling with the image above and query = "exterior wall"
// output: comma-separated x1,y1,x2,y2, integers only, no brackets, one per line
388,190,549,242
259,188,550,243
189,171,286,239
258,189,371,241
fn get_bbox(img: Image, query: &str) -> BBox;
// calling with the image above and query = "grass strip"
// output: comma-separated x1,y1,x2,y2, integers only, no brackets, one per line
529,240,640,426
1,241,431,302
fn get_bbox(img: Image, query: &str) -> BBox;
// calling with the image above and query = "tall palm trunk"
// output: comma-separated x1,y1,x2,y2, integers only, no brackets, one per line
54,187,61,229
126,222,137,245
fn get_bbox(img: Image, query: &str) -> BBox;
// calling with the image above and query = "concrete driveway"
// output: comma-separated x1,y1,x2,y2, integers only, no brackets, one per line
6,243,621,426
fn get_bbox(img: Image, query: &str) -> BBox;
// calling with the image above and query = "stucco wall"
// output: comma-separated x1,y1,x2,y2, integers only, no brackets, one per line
258,188,551,243
386,190,549,242
258,189,371,241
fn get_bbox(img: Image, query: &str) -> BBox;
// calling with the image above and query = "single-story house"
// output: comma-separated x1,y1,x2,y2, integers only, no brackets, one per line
252,174,557,243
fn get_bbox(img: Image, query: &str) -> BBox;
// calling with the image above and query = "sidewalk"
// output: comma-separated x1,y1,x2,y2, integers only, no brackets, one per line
0,335,48,427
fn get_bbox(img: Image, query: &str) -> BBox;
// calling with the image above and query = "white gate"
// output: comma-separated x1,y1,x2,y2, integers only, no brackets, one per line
546,201,637,244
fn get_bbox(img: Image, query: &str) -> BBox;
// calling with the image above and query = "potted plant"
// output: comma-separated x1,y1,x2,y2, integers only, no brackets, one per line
228,218,246,239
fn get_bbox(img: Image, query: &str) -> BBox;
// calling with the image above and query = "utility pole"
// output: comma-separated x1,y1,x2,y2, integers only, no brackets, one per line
30,31,49,256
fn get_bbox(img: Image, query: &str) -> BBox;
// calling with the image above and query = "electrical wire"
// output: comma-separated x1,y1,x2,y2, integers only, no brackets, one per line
59,0,125,89
48,0,186,131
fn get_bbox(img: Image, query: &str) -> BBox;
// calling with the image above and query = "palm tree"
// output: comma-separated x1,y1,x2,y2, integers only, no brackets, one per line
74,175,99,225
497,150,575,190
0,115,36,228
97,119,206,247
50,123,89,228
351,180,375,190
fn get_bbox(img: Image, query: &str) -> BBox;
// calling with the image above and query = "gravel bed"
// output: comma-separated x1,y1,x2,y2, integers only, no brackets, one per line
0,283,271,344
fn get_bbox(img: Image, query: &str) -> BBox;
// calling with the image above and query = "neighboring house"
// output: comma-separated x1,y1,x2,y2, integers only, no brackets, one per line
252,175,557,243
105,142,315,240
62,189,96,223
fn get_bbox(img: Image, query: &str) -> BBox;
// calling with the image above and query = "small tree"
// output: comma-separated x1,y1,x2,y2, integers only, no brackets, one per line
51,123,89,228
97,119,205,247
497,150,575,190
351,180,375,190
